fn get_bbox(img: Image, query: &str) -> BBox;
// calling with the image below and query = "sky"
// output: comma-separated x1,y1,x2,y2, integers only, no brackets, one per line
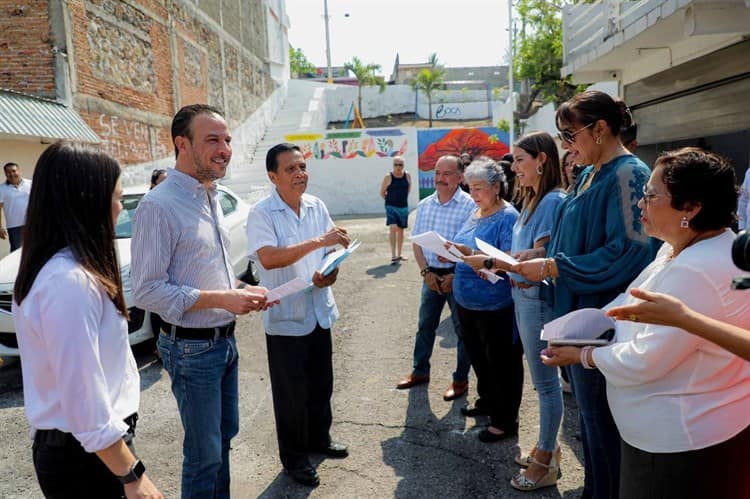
283,0,511,78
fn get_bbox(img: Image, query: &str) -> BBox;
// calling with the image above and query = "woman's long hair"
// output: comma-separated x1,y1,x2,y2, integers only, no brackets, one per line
514,131,562,223
14,142,127,317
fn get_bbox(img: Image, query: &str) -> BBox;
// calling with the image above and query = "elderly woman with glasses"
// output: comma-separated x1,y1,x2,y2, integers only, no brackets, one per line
542,148,750,499
444,157,524,443
512,90,657,499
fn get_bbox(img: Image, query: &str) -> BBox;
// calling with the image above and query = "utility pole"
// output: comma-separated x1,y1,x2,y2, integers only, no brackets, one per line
324,0,333,84
508,0,515,146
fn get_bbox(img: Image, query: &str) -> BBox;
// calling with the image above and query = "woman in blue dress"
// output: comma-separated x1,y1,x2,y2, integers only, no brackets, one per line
513,91,656,499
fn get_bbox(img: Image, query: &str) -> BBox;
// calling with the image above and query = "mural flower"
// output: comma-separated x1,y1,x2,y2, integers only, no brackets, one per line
418,128,509,172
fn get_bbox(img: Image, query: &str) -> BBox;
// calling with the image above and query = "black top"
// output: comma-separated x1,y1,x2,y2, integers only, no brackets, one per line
385,172,409,207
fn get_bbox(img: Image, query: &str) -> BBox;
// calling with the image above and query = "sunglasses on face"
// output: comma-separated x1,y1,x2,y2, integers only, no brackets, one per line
558,122,594,144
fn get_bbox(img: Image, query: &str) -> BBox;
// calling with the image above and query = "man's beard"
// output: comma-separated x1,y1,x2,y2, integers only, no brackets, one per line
193,150,225,182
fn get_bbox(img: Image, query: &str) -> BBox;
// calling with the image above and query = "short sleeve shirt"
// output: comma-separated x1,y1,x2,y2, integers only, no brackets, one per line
0,179,32,228
412,188,476,268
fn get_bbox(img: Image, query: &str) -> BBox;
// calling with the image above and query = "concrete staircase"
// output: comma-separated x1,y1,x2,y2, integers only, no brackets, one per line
223,80,326,204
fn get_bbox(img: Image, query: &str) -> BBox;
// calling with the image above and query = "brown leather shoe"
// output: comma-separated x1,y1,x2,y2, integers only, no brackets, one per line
443,380,469,401
396,373,430,389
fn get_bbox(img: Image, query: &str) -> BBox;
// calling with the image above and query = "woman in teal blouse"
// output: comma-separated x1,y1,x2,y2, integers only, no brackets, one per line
513,91,657,499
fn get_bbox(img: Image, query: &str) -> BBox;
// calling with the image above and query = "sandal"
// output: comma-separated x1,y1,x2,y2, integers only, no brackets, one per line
391,257,400,265
515,445,560,468
510,455,560,491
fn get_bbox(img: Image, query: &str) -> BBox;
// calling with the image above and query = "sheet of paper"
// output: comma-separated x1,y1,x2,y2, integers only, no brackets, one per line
319,239,361,276
541,308,615,346
266,277,309,302
475,237,519,266
480,269,502,283
410,231,463,263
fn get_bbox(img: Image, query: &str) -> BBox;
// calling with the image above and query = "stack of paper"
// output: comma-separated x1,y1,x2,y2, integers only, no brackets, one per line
541,308,616,346
410,231,502,284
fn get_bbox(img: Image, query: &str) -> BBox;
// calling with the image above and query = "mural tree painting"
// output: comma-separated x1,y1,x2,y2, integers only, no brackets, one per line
412,53,446,128
514,0,583,113
344,57,386,117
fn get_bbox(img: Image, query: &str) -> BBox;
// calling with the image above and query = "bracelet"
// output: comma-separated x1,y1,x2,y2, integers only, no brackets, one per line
539,258,549,280
580,346,596,369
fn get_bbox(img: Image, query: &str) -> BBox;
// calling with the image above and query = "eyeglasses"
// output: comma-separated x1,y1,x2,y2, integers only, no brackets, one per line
557,123,594,144
393,163,404,166
641,186,671,205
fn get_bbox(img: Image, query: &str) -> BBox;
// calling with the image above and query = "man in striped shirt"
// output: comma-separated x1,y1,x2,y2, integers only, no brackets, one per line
131,104,269,499
396,155,476,401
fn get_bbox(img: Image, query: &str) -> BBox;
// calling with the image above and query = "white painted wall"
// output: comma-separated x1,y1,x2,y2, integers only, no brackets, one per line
296,127,420,216
520,102,558,137
416,101,491,120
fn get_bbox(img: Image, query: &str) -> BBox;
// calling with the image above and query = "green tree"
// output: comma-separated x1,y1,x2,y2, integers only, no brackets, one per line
412,54,446,128
513,0,583,113
343,57,386,116
289,46,316,78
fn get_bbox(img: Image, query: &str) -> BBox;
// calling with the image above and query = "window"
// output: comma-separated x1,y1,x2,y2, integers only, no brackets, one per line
218,190,237,216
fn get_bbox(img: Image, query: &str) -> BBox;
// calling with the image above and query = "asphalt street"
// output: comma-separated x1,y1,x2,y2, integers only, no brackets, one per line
0,215,586,498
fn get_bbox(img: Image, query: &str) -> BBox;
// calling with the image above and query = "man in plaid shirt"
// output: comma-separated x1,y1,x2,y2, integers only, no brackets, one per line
396,155,476,401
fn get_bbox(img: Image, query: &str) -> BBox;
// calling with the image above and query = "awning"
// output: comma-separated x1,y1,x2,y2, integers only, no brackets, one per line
0,89,100,144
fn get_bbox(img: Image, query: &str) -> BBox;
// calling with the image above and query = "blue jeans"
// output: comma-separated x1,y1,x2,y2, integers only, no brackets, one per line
566,364,621,499
413,282,471,382
512,286,562,452
157,333,239,499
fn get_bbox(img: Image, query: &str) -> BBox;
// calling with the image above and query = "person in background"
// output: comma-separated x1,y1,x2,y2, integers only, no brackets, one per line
513,90,655,499
543,148,750,499
619,122,638,152
14,142,162,498
380,156,411,264
459,152,473,193
477,131,566,491
445,158,523,443
131,104,269,498
0,162,32,251
397,155,476,402
561,151,578,193
150,169,167,190
247,143,351,487
739,166,749,230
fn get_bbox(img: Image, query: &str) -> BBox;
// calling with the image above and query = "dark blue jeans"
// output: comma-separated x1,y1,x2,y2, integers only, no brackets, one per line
567,364,621,499
8,225,22,252
413,283,471,382
157,333,239,499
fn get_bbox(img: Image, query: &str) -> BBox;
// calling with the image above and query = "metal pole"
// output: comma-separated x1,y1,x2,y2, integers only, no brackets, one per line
324,0,333,84
508,0,515,146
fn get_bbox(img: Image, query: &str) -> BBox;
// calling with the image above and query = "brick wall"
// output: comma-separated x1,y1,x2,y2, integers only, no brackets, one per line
0,0,56,97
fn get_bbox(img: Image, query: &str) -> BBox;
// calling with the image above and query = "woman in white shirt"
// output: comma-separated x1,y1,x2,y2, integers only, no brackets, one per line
13,142,162,498
542,148,750,499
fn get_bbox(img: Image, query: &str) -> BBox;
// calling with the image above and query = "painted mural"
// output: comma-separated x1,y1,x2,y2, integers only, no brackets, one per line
417,127,510,198
284,128,409,160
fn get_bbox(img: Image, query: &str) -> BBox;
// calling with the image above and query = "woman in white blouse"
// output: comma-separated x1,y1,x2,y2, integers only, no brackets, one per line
542,148,750,499
13,142,162,498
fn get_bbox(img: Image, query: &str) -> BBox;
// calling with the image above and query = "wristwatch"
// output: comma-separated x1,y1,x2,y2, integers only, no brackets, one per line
117,459,146,484
420,267,431,277
483,257,495,270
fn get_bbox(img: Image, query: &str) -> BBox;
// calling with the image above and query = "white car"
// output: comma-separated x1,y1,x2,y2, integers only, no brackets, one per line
0,184,257,357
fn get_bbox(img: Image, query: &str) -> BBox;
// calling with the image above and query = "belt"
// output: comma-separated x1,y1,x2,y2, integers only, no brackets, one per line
35,413,138,447
161,321,236,340
510,279,533,289
428,266,455,276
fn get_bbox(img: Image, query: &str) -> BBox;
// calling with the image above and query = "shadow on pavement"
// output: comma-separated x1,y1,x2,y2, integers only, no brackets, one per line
365,263,402,279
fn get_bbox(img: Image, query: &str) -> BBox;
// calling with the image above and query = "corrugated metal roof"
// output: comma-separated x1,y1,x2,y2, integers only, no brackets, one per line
0,89,100,144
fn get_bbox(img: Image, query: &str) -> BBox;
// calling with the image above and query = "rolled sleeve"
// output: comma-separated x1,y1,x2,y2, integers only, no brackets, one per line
131,200,200,323
39,271,128,452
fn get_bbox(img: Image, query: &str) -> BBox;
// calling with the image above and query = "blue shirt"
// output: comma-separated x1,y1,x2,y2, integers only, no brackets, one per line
509,189,567,284
246,188,339,336
453,204,518,311
543,154,658,316
412,187,476,268
131,168,235,327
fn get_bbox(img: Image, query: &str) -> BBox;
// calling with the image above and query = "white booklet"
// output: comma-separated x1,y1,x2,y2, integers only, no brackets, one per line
410,231,501,283
541,308,616,346
266,277,309,302
319,239,361,276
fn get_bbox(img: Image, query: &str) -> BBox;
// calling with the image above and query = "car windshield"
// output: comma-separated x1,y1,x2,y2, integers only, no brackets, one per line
115,194,144,239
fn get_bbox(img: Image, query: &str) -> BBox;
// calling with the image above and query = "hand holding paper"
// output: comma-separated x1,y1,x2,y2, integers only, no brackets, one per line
541,308,616,346
410,231,463,262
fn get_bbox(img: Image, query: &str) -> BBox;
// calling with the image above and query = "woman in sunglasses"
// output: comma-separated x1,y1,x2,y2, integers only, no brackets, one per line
512,90,657,499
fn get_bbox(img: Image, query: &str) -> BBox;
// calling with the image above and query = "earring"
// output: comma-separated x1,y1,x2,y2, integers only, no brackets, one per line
680,216,689,228
536,163,543,175
595,136,603,145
